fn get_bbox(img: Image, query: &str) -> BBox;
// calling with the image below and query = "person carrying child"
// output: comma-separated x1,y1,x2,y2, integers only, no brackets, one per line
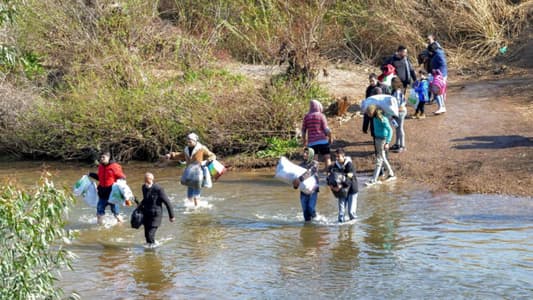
413,70,430,119
292,147,320,222
365,105,396,186
327,148,358,223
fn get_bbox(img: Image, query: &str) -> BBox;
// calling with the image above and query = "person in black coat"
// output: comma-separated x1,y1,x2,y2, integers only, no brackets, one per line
327,148,359,223
138,172,175,247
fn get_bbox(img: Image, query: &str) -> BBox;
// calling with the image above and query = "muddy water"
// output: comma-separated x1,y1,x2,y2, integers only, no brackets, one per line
1,161,532,299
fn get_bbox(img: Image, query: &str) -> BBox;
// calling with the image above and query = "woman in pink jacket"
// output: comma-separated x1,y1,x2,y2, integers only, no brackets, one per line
301,99,333,169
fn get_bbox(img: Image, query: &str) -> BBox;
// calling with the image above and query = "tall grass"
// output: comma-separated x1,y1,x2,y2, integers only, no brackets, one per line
0,0,530,161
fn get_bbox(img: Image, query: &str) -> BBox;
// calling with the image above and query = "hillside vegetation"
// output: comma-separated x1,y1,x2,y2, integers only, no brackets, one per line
0,0,530,162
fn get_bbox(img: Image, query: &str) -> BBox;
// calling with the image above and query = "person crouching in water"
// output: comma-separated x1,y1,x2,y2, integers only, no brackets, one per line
165,133,216,206
292,147,320,222
327,148,358,223
139,172,175,248
365,105,396,186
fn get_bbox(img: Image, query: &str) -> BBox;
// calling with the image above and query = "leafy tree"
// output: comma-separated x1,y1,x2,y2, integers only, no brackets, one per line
0,174,77,299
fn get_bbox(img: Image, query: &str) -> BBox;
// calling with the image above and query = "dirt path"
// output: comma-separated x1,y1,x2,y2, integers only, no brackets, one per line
329,70,533,197
226,63,533,197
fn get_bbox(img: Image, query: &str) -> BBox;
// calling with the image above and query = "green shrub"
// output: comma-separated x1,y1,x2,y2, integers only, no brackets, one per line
0,175,77,299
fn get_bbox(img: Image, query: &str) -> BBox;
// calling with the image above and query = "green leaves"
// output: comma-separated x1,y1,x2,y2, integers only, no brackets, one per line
256,137,300,158
0,175,76,299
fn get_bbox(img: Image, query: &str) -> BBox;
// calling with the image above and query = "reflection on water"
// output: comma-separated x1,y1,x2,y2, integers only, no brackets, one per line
0,162,532,298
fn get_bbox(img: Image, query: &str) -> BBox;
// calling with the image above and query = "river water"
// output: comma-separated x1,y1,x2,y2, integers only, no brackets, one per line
1,161,532,299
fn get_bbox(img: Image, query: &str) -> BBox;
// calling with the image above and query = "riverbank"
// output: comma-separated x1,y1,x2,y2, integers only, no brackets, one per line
222,63,533,197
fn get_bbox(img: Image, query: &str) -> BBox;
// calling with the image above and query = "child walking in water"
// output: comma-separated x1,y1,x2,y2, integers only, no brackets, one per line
327,148,358,223
292,147,320,221
365,105,396,186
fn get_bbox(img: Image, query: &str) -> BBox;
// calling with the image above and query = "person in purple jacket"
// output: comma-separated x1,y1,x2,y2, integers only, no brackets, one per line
301,99,333,169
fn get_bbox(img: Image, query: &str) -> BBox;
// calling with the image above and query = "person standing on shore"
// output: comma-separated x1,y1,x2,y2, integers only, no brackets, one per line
89,151,126,225
365,105,396,186
301,99,333,169
384,45,417,91
138,172,175,248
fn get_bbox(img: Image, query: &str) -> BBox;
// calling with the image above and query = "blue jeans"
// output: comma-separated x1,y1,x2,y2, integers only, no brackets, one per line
187,187,201,199
97,197,119,217
338,193,357,223
300,192,318,221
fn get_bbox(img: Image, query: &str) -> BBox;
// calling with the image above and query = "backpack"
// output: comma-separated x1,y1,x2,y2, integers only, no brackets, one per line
430,69,446,95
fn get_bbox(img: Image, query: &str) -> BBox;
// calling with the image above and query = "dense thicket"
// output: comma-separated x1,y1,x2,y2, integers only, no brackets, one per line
0,0,530,161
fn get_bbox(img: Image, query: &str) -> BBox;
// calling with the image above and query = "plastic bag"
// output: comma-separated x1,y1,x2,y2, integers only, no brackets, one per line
73,175,98,207
361,94,400,117
274,156,306,184
407,88,419,107
108,179,134,206
202,164,213,188
73,175,91,196
180,163,203,189
298,176,318,195
207,160,226,180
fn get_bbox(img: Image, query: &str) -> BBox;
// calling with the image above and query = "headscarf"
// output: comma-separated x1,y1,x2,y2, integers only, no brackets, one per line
187,133,199,142
309,99,323,113
305,147,315,165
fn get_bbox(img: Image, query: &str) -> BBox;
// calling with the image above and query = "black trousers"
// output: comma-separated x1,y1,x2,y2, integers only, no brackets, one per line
144,225,158,244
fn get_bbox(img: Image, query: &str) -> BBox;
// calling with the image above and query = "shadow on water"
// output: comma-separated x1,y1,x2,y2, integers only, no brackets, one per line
451,135,533,150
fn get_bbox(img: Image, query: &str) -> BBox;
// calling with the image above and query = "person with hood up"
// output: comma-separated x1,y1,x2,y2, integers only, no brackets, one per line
301,99,333,169
165,133,216,206
327,148,359,223
292,147,320,222
89,151,126,225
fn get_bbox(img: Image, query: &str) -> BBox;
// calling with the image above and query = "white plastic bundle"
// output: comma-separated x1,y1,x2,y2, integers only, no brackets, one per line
361,94,399,117
108,179,134,206
73,175,98,207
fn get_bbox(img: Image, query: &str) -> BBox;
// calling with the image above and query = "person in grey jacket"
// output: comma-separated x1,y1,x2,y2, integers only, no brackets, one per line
384,45,417,90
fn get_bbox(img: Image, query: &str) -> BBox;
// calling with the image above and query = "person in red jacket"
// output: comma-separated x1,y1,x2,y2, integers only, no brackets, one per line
89,152,126,224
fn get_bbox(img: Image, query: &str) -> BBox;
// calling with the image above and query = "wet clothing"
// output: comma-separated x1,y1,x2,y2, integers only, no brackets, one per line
139,183,174,244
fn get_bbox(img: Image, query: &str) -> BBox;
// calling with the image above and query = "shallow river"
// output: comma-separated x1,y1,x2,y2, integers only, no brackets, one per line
1,161,532,299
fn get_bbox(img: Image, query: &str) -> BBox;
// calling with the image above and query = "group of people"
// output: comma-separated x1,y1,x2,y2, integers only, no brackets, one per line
89,133,216,247
295,34,449,222
89,34,449,240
